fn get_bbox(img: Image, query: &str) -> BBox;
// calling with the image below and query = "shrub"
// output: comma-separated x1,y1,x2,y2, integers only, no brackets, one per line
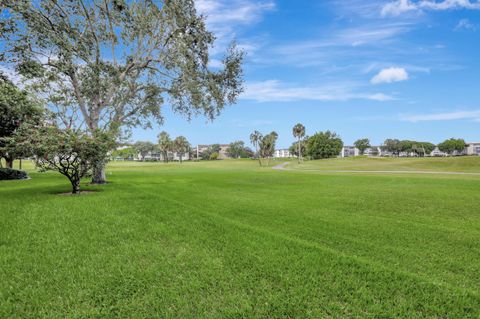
209,152,219,160
0,168,28,180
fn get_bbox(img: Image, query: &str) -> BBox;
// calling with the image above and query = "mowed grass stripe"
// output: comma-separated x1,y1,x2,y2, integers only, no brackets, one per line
1,159,480,318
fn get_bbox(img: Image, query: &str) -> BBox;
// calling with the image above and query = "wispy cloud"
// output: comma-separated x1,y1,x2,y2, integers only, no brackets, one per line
241,80,393,102
400,110,480,122
196,0,274,56
454,18,477,31
381,0,480,17
371,67,409,84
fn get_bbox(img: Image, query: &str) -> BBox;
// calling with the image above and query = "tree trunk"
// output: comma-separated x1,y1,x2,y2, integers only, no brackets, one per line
298,139,301,164
71,178,81,194
5,157,14,169
91,161,107,184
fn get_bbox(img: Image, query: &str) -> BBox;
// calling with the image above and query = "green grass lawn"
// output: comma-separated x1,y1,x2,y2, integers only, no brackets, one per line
1,158,480,318
289,155,480,172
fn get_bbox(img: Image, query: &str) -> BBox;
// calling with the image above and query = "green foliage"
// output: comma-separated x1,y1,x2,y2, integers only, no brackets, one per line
0,167,28,180
200,144,221,160
1,0,244,132
354,138,371,155
249,130,262,158
383,139,436,156
292,123,306,162
227,141,250,158
289,140,307,157
157,131,172,162
6,123,114,193
382,139,401,155
438,138,467,155
133,141,156,161
258,131,278,166
0,75,43,166
306,131,343,159
111,147,136,160
209,152,219,161
173,136,190,163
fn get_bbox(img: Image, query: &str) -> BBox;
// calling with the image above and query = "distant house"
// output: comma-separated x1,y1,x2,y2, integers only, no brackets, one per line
340,146,384,157
136,151,190,162
274,149,293,158
365,147,382,157
430,147,447,157
465,142,480,156
340,146,359,157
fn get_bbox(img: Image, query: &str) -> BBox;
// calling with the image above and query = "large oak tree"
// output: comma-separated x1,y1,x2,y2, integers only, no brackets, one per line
0,0,244,183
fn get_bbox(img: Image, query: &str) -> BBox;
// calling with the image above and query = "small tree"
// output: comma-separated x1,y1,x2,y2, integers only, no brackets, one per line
438,138,466,155
173,136,190,163
354,138,371,155
258,132,278,166
250,131,262,159
6,123,113,194
158,131,172,163
306,131,343,159
292,123,306,163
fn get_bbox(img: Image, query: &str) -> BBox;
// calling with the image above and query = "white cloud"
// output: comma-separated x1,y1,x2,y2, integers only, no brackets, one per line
381,0,418,16
381,0,480,16
196,0,274,26
241,80,393,102
195,0,274,55
371,67,409,84
400,110,480,122
454,18,477,31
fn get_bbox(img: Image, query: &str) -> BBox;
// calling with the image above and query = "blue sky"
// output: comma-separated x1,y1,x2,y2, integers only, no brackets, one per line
3,0,477,148
132,0,480,148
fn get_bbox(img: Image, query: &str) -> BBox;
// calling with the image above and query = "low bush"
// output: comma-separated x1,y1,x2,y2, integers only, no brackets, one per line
0,168,28,180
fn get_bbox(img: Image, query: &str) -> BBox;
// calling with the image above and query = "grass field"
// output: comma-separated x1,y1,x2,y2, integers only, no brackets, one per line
1,158,480,318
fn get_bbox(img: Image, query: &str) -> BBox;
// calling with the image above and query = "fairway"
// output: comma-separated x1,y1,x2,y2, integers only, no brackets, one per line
1,159,480,318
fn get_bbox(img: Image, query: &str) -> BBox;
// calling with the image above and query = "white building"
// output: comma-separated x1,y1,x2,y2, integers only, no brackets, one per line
466,142,480,156
430,147,447,157
274,149,293,158
137,151,190,162
340,146,359,157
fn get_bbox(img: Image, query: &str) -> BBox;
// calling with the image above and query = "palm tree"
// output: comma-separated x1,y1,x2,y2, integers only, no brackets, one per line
292,123,305,163
172,136,190,163
250,130,262,159
157,131,172,162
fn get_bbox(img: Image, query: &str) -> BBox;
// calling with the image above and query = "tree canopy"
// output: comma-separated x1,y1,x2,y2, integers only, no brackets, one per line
306,131,343,159
157,131,173,162
172,136,190,162
438,138,466,155
292,123,306,162
354,138,371,155
5,123,113,194
1,0,244,182
0,74,43,167
227,140,250,159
